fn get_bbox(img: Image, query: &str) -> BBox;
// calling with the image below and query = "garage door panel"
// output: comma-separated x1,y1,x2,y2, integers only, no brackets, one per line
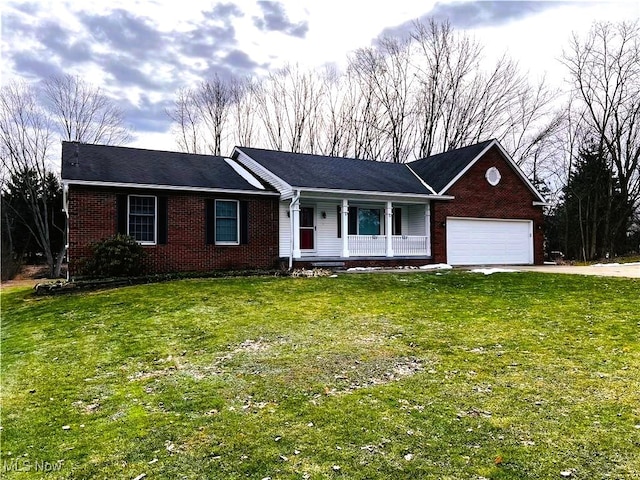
447,218,532,265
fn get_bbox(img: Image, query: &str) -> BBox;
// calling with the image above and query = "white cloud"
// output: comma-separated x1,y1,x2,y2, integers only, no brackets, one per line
2,0,639,150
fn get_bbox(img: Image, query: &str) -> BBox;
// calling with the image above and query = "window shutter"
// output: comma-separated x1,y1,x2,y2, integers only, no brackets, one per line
348,206,358,235
158,196,168,244
205,199,216,244
239,201,249,245
116,194,127,235
337,205,341,238
393,207,402,235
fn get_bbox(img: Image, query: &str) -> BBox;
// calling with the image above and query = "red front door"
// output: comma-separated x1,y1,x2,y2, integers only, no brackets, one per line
300,207,315,250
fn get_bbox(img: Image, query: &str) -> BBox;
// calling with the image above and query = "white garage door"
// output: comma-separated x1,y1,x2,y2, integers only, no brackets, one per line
447,218,533,265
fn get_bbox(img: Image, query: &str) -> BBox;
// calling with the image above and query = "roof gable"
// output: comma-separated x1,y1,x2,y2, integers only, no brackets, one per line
408,140,494,193
61,142,274,194
233,147,435,196
408,139,546,202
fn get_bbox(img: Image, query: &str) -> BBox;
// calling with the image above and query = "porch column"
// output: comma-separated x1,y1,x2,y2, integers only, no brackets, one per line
425,201,431,257
341,199,349,258
385,201,394,257
292,201,301,258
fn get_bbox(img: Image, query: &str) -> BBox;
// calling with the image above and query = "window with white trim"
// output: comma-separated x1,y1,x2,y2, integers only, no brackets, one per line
215,200,239,244
128,195,156,244
358,208,381,235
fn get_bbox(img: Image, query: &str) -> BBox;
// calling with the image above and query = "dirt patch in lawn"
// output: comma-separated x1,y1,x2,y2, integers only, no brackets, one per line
126,336,428,401
319,355,425,396
1,264,67,288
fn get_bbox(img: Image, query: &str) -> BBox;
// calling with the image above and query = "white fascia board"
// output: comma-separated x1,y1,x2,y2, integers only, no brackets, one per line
223,158,265,189
290,186,454,203
231,147,293,197
438,140,497,194
405,164,437,194
491,141,548,203
439,139,547,203
63,179,279,196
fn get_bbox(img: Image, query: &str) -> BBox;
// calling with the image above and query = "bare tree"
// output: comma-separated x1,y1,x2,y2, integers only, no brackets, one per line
561,20,640,229
411,19,481,157
229,77,258,148
252,71,286,151
196,75,233,155
410,19,556,164
168,87,202,154
169,75,254,155
252,64,324,153
2,77,132,278
43,74,131,145
0,82,65,277
346,60,386,161
349,37,415,162
315,67,357,157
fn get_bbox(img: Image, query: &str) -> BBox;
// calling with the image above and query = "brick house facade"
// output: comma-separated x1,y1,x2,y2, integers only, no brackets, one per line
67,186,280,276
430,145,545,265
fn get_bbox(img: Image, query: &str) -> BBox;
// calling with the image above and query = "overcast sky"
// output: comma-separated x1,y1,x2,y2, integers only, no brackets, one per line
2,0,638,152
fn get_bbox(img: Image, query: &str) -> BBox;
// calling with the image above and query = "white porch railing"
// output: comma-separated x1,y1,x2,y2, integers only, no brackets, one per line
348,235,428,256
392,235,429,256
348,235,386,256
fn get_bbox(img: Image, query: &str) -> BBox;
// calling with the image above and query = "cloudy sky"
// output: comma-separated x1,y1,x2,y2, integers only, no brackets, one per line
2,0,638,151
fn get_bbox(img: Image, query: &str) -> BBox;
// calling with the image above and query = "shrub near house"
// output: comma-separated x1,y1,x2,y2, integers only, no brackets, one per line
83,234,146,278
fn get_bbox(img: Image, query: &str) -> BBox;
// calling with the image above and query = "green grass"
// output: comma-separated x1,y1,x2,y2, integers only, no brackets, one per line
1,272,639,479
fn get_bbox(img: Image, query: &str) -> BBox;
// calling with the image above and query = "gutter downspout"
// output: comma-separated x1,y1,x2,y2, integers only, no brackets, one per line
289,190,301,270
63,182,70,281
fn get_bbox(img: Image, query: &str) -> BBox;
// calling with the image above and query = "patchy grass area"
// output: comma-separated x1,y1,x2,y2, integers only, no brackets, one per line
1,272,639,479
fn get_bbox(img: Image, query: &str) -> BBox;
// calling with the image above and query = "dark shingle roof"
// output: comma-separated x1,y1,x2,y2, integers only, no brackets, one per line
61,142,273,193
408,140,494,193
235,147,434,195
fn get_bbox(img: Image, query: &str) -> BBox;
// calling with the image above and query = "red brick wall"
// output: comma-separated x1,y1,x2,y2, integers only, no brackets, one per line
431,146,545,264
67,186,280,276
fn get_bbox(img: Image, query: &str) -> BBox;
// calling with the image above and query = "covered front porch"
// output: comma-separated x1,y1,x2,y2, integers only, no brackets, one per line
281,195,433,265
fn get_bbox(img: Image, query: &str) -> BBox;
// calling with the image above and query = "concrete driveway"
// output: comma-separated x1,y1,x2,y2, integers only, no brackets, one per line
515,263,640,279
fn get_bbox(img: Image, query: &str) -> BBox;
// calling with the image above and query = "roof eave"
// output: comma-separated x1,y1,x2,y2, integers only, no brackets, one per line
405,164,437,194
62,179,279,196
287,186,454,202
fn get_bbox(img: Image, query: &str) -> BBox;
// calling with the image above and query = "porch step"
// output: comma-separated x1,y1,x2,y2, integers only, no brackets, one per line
311,261,346,268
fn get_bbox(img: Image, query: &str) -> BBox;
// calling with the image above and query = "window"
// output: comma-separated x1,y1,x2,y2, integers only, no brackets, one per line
358,208,381,235
338,206,381,236
128,195,156,244
206,199,247,245
215,200,239,244
485,166,501,186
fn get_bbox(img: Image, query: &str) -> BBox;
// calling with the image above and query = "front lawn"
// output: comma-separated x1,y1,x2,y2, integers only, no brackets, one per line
1,272,639,479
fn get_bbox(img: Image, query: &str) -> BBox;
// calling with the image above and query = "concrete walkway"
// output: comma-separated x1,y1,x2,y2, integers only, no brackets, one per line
514,263,640,279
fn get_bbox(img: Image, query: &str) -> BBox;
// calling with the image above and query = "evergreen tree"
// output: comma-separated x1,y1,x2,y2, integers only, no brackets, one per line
1,169,64,278
553,145,631,261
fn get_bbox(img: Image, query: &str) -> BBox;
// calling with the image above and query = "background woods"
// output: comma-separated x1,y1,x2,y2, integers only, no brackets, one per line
1,76,130,279
2,20,639,279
